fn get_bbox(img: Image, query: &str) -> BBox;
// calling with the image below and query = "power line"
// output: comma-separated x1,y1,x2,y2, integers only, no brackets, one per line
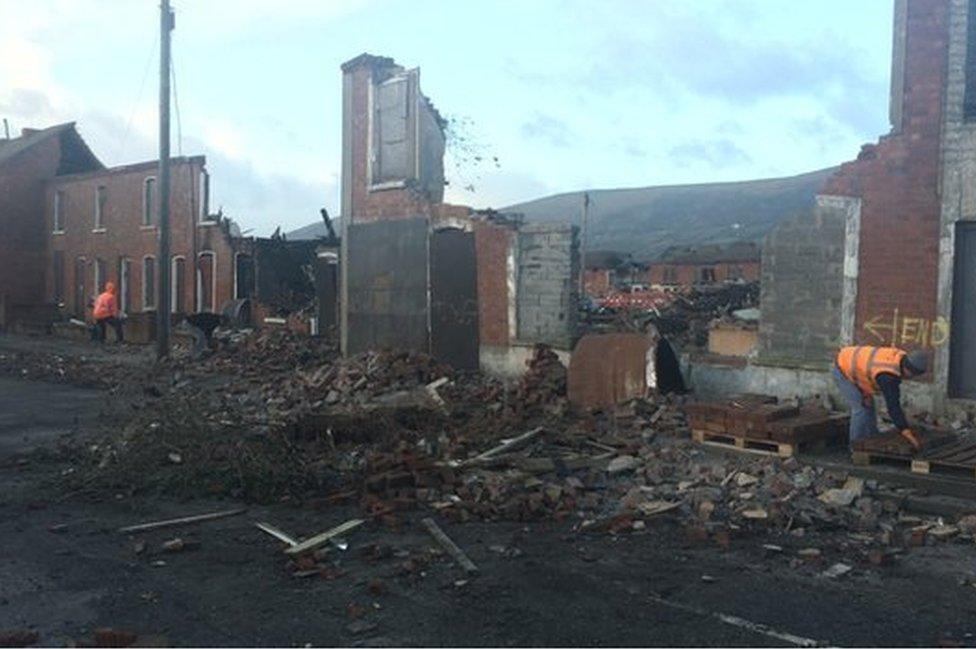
171,45,183,157
117,28,158,161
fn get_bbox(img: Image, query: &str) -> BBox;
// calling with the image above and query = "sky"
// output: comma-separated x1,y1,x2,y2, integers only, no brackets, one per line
0,0,894,236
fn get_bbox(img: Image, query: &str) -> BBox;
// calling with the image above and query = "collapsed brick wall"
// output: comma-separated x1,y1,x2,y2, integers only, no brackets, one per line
759,206,846,363
822,0,949,372
516,223,579,349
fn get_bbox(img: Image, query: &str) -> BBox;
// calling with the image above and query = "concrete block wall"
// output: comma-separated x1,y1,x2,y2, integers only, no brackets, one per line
759,204,846,363
516,222,579,349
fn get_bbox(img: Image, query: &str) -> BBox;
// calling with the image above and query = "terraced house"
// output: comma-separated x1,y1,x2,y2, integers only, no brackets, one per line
0,122,247,339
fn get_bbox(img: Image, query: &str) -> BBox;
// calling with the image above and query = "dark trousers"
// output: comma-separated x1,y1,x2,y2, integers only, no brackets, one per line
96,317,124,342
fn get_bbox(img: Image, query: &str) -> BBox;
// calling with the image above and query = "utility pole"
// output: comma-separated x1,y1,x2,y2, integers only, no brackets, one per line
579,192,590,298
156,0,174,359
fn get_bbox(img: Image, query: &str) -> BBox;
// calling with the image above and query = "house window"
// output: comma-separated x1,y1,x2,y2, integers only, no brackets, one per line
118,258,131,314
143,177,156,226
53,190,65,233
663,267,677,284
199,171,212,222
234,252,254,299
172,256,186,313
74,257,87,317
729,265,743,281
370,72,416,186
94,258,106,293
196,251,216,313
143,256,156,310
53,251,64,304
699,267,716,283
94,185,107,230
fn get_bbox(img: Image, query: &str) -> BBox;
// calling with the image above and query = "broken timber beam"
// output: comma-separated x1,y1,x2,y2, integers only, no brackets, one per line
284,518,364,556
421,517,479,575
254,522,298,547
118,507,247,534
458,427,544,467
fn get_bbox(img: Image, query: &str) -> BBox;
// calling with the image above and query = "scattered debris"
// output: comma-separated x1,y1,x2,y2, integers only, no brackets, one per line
118,508,247,534
285,519,365,556
421,517,479,575
254,522,298,547
821,563,852,579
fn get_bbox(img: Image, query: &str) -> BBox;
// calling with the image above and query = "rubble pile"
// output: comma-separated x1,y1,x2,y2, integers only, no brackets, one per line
6,328,968,560
515,344,568,416
649,282,759,349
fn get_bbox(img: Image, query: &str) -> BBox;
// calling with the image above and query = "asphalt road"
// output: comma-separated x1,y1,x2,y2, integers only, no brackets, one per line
2,376,976,647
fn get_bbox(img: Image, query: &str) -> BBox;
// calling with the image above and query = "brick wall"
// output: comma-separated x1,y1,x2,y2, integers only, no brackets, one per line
516,223,579,349
0,136,61,313
823,0,948,369
474,220,515,346
343,56,462,224
45,158,237,322
583,269,613,296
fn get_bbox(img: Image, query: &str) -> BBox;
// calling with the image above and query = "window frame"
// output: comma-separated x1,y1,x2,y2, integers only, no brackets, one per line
53,190,65,234
143,176,157,227
94,185,107,231
142,255,157,311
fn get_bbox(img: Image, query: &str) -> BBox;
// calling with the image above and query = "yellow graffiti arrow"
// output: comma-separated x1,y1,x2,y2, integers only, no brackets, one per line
863,315,894,343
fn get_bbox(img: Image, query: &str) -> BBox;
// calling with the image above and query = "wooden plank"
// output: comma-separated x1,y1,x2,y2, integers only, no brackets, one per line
459,427,544,467
254,522,298,547
421,517,479,575
285,519,364,556
118,508,247,534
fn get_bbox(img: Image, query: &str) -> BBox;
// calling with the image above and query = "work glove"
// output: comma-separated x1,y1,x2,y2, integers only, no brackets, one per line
899,428,923,452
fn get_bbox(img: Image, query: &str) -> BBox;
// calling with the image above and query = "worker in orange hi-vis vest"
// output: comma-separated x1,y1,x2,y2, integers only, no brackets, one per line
832,346,928,452
92,281,124,343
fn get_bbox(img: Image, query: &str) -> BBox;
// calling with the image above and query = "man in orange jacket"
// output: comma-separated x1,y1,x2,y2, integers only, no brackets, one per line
833,346,928,452
92,281,124,343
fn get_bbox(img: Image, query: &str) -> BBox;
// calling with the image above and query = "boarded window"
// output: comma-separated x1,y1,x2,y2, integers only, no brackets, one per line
53,251,64,303
94,258,106,293
172,257,186,313
371,72,417,184
143,177,156,226
197,252,215,312
118,258,131,314
966,0,976,120
143,257,156,310
199,171,212,222
54,190,65,232
94,185,106,229
74,257,87,316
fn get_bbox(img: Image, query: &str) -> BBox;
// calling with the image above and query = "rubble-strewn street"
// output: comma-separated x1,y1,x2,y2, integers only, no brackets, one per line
3,332,976,646
9,1,976,646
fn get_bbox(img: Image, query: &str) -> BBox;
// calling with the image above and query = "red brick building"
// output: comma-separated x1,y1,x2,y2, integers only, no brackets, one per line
0,122,252,339
644,242,761,287
45,156,239,330
0,123,102,327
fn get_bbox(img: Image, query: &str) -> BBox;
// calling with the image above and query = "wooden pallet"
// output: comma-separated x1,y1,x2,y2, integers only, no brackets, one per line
691,429,836,458
852,437,976,479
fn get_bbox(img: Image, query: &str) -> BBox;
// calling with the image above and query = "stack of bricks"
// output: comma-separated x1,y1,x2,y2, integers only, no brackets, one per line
686,395,849,444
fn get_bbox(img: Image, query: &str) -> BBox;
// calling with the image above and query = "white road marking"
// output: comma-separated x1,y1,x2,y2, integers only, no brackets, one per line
647,593,821,647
